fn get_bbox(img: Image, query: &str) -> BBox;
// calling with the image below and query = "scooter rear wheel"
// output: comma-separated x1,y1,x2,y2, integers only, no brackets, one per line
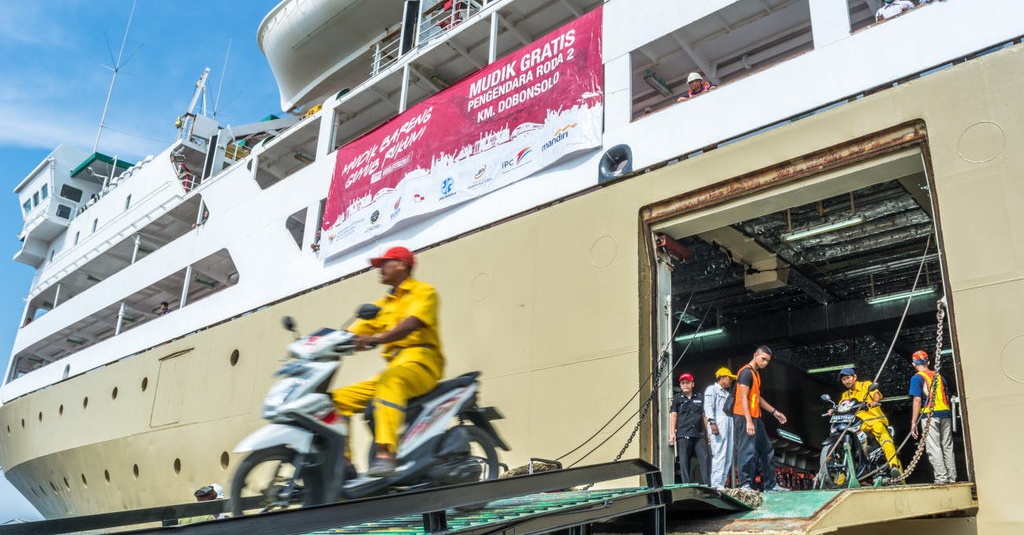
229,446,325,516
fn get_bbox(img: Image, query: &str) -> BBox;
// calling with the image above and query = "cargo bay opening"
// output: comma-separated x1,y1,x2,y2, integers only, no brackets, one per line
643,125,973,494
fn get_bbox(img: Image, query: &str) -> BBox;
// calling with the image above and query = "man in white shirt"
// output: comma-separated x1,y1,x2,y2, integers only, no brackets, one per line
876,0,916,21
703,367,737,489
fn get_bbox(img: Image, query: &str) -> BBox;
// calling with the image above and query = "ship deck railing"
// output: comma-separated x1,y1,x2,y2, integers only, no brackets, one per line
370,0,490,78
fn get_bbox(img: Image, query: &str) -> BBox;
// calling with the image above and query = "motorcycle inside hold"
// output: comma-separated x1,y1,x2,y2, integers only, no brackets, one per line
814,392,891,489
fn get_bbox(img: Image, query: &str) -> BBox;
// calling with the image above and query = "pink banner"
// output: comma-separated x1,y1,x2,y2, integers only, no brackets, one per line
320,7,603,257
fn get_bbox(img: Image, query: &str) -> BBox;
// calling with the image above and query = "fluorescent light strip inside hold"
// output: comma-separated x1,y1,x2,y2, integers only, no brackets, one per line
783,216,865,242
674,327,725,342
866,287,935,305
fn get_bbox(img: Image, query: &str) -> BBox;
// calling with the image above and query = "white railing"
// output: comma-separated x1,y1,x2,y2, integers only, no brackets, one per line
370,0,489,78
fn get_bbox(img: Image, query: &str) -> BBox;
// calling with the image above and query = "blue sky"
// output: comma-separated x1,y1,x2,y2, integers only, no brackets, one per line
0,0,285,522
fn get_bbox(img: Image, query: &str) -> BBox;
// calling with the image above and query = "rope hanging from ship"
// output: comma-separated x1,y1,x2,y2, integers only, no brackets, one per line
812,233,949,486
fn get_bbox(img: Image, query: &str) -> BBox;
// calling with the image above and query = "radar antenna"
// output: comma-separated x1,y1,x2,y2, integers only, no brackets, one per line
93,0,138,153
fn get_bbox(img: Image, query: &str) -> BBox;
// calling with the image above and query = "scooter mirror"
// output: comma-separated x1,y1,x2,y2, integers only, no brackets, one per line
868,382,879,392
356,304,381,320
820,394,832,403
282,316,296,332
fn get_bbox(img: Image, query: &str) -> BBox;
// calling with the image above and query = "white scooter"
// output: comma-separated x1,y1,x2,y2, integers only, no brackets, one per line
229,305,508,516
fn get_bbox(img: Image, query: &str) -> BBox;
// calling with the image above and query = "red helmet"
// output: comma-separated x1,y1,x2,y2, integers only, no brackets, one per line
678,372,694,382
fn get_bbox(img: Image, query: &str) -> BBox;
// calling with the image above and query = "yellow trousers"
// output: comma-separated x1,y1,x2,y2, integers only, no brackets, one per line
862,418,902,470
331,352,442,454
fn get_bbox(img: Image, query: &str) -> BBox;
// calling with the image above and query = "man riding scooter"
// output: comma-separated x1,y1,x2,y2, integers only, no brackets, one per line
332,246,445,476
833,368,902,478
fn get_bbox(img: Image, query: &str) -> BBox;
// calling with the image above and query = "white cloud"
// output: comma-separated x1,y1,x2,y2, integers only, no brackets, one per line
0,102,168,162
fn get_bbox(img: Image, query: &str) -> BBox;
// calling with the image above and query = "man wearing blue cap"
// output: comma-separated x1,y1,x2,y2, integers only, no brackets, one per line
836,367,902,477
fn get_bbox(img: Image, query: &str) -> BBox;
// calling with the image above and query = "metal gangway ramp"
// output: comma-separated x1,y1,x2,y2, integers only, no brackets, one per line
0,460,977,535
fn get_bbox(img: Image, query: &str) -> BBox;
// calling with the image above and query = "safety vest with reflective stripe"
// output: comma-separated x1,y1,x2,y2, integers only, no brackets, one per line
915,370,951,413
732,364,762,418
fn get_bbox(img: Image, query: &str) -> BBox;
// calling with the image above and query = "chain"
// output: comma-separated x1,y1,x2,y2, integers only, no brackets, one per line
890,298,946,484
612,348,671,463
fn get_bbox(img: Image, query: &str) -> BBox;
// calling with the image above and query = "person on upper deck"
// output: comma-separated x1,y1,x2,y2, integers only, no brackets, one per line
876,0,916,21
331,246,445,477
676,72,716,102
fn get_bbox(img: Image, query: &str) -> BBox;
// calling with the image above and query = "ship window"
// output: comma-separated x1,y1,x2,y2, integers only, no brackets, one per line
74,232,80,246
629,0,813,120
22,200,31,214
253,116,320,190
41,184,48,200
92,219,98,232
56,204,72,219
33,192,40,206
124,194,131,210
60,184,83,203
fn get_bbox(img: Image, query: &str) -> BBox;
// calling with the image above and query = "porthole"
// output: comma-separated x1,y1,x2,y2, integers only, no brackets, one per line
20,419,24,429
111,387,118,400
104,470,111,484
49,481,57,492
63,477,70,490
220,452,230,470
141,377,149,392
132,464,140,480
81,473,88,488
83,397,89,409
5,425,9,434
173,458,181,475
59,405,64,416
38,412,42,422
230,350,240,366
39,485,46,496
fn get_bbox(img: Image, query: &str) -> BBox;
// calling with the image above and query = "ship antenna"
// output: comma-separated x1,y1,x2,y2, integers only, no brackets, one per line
213,39,232,119
93,0,138,153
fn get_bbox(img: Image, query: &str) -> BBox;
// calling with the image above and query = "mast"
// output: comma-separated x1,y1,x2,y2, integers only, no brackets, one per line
93,0,138,153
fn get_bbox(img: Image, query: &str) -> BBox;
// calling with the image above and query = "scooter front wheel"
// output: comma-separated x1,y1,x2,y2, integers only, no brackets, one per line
229,446,326,516
815,446,848,490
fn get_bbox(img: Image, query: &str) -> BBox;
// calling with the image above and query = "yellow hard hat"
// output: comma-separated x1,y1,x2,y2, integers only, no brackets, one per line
715,367,737,379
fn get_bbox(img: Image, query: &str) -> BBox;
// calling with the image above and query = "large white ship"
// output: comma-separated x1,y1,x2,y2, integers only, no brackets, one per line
2,0,1023,533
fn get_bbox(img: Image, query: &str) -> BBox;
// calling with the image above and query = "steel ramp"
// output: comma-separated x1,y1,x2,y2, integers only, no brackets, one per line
664,483,976,535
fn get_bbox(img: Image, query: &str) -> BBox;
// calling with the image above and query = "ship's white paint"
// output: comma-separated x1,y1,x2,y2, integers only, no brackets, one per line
604,0,1024,169
4,0,1021,404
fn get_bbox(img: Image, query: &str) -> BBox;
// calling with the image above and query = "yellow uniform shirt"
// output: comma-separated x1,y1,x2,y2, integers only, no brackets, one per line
349,277,444,376
840,380,888,424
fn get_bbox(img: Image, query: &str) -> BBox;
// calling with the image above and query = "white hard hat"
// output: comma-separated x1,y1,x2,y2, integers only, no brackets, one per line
687,72,703,83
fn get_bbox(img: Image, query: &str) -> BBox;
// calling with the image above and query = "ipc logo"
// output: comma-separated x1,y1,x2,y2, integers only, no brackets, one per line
441,177,454,195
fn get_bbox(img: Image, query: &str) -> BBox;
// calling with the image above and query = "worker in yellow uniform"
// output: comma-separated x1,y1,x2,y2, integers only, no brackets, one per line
332,246,444,477
836,367,903,478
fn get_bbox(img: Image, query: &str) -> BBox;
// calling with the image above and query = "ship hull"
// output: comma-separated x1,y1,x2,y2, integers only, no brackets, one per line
2,2,1024,534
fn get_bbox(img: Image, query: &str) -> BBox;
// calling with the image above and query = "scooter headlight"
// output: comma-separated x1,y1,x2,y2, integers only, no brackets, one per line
263,377,304,416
